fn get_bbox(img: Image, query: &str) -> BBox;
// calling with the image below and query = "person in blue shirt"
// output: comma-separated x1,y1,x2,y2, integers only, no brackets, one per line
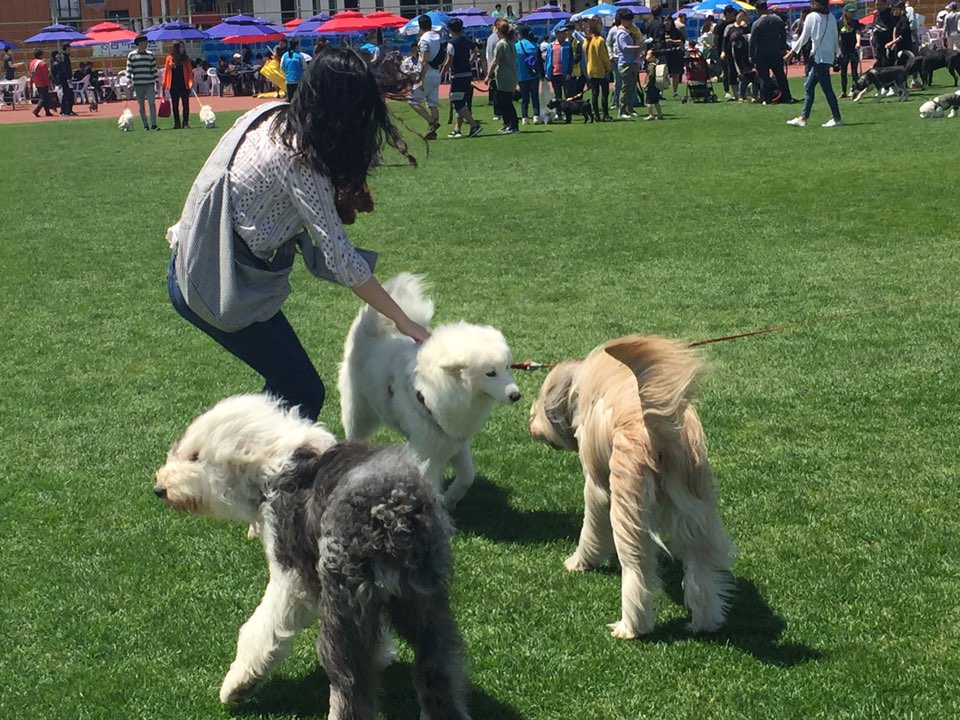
515,24,543,124
281,38,306,101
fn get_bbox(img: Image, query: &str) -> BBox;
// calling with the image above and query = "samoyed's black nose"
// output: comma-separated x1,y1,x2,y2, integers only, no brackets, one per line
153,486,167,499
509,390,522,403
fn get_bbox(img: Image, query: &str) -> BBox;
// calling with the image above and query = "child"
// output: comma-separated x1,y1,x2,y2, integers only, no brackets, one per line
644,40,663,120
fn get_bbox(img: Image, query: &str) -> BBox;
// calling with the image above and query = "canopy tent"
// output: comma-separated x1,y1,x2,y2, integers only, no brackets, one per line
400,11,451,36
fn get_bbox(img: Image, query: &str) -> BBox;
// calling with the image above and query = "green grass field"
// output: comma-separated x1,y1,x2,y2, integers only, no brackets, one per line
1,80,959,720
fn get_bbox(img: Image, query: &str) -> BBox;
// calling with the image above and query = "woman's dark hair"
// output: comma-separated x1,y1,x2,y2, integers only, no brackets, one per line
499,21,516,41
171,42,185,65
517,24,534,40
278,48,415,224
811,0,829,12
286,38,299,58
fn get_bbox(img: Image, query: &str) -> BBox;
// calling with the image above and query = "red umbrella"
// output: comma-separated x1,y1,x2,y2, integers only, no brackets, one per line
861,11,875,23
74,21,138,46
284,17,304,29
317,11,374,33
364,11,408,29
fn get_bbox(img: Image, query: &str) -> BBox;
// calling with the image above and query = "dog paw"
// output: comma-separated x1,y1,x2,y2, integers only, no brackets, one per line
246,522,261,540
563,553,591,572
607,620,642,640
219,668,259,704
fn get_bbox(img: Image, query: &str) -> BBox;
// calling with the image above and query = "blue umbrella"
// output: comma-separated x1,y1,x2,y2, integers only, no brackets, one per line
0,39,18,50
145,22,210,41
689,0,755,13
401,11,451,36
579,3,620,18
23,23,90,44
288,13,332,36
519,5,572,23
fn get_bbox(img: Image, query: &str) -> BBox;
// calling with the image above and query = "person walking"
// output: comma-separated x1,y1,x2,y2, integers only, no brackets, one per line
163,42,193,129
486,21,520,133
785,0,842,128
750,1,793,104
127,35,160,130
29,49,53,118
408,14,443,139
440,17,483,138
166,50,429,422
281,38,306,101
837,5,861,98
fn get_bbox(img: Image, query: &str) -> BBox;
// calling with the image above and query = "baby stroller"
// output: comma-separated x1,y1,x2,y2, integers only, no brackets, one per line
682,45,717,103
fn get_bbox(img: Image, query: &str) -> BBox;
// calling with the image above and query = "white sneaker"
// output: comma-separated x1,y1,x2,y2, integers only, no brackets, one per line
618,112,634,119
532,115,541,124
821,118,843,127
521,117,529,125
724,92,733,100
786,117,807,127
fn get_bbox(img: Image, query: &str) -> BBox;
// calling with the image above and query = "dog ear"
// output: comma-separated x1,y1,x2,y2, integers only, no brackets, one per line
441,361,467,374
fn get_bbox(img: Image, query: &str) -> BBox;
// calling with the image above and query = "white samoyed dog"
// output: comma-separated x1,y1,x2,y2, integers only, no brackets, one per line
117,108,134,131
199,104,217,128
338,273,521,507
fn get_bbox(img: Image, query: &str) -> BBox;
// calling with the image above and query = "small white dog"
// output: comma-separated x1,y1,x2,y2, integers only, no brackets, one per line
117,108,134,131
338,273,521,506
199,104,216,128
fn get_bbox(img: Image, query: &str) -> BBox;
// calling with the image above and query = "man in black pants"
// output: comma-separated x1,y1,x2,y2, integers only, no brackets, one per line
872,0,895,67
440,18,483,138
715,5,738,99
750,2,793,103
57,44,76,115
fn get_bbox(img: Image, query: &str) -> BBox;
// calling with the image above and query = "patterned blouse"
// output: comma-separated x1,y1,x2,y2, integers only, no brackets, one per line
227,117,372,288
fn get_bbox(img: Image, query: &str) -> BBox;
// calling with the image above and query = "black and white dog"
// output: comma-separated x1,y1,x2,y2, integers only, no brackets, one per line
919,90,960,118
547,96,594,123
852,64,910,102
154,394,471,720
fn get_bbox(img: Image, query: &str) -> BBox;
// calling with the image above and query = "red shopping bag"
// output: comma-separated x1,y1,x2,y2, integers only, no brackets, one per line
158,98,171,118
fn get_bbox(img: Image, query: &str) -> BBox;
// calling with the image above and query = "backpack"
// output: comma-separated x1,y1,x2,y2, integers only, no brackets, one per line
428,41,447,69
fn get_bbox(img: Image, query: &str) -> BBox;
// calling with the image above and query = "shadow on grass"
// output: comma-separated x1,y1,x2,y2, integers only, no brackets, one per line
647,558,824,668
229,662,525,720
451,474,581,544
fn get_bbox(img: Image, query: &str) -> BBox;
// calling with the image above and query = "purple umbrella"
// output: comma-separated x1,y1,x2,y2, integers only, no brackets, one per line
613,0,653,12
450,7,497,26
288,13,332,36
0,39,18,50
767,0,810,8
519,4,572,23
205,15,286,40
145,22,210,41
23,23,90,44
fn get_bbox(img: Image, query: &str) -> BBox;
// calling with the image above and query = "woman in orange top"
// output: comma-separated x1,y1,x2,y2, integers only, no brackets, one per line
162,42,193,129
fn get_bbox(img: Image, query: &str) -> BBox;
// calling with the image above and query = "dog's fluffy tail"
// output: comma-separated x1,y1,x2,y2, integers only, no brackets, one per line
354,272,434,338
603,335,705,422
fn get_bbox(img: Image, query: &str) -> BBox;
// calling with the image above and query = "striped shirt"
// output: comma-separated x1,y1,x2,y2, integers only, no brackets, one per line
126,50,157,86
226,116,371,287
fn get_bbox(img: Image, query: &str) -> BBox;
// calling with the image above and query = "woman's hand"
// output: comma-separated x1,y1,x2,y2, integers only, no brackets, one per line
395,316,431,343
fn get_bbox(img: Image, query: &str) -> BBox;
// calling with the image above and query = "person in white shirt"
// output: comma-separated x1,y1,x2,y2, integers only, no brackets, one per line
408,14,443,139
167,50,430,422
944,2,960,50
486,19,504,118
784,0,842,127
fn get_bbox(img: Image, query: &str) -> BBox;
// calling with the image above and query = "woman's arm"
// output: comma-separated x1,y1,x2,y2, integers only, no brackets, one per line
350,277,430,342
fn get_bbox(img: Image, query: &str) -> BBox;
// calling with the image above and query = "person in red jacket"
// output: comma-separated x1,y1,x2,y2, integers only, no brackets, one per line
162,42,194,129
29,49,54,118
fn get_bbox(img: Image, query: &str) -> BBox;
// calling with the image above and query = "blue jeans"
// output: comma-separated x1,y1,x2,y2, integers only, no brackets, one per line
167,256,326,421
801,62,841,122
518,77,540,118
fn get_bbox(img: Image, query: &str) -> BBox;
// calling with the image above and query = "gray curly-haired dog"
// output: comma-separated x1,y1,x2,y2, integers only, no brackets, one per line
153,394,471,720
